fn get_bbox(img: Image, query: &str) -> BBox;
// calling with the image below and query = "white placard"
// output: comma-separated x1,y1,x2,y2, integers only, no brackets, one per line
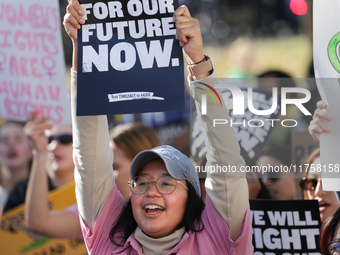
313,0,340,191
0,0,71,124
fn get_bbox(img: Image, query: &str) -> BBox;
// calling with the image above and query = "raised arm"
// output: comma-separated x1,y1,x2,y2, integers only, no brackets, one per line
24,113,81,239
308,100,332,142
174,6,248,242
63,0,84,72
191,77,248,241
64,0,117,232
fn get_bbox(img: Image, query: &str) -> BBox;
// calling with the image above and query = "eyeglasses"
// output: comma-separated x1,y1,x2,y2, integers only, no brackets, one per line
128,176,189,195
47,134,73,145
299,178,318,191
328,240,340,255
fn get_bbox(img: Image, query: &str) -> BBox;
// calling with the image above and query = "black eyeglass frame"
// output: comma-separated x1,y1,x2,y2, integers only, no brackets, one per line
47,134,73,145
128,175,189,195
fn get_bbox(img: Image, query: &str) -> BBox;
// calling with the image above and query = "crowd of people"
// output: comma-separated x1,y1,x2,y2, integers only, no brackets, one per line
0,1,340,255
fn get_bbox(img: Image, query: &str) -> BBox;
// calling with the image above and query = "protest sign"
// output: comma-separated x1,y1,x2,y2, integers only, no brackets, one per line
0,0,72,124
221,87,280,165
76,0,184,116
191,85,280,166
0,182,87,255
250,199,321,255
313,0,340,190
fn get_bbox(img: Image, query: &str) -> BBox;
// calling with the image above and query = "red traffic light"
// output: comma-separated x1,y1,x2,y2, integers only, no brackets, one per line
290,0,308,16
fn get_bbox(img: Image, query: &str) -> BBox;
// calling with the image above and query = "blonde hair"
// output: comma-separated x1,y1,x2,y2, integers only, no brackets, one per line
110,122,160,160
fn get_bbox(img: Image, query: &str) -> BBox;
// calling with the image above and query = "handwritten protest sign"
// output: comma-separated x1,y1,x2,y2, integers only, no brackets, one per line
0,182,87,255
313,0,340,190
250,199,321,255
0,0,72,124
77,0,184,116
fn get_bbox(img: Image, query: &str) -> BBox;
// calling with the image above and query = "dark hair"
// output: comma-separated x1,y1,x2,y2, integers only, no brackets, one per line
254,145,291,167
258,70,292,79
320,206,340,255
257,70,296,97
109,181,205,246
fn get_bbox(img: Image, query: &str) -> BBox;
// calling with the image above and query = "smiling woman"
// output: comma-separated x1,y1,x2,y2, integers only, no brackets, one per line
131,159,188,237
65,1,253,254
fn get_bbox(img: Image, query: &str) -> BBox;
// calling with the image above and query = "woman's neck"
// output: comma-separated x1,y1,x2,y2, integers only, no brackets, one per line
134,226,185,255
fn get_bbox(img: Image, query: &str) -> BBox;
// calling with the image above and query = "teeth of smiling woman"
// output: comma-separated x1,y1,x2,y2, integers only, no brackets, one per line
145,205,163,210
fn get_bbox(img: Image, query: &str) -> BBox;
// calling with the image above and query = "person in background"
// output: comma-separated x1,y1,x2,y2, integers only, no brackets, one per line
22,112,80,238
320,207,340,255
109,122,160,202
0,121,32,212
246,172,262,199
300,148,339,223
24,114,160,238
307,99,340,222
256,70,302,147
257,70,295,93
254,145,300,200
4,114,75,214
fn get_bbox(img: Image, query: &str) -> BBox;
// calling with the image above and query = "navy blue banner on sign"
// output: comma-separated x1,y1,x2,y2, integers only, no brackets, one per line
77,0,184,116
250,199,321,255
